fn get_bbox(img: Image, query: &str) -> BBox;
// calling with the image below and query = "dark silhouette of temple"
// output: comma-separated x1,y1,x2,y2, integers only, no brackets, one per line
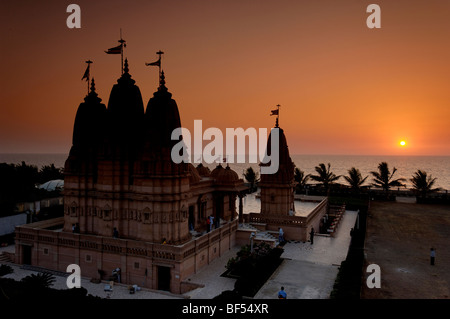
14,52,328,295
259,120,296,216
15,57,247,293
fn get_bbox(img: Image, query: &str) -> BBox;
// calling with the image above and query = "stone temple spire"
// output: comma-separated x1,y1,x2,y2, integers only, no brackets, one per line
106,57,144,146
71,77,106,151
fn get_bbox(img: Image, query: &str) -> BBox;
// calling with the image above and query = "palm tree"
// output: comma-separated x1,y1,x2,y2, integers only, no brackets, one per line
294,167,311,194
310,163,341,195
21,272,55,289
344,167,368,193
410,170,441,200
370,162,406,197
243,167,260,193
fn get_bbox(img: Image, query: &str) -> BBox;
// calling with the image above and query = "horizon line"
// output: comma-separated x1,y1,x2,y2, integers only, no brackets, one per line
1,152,449,157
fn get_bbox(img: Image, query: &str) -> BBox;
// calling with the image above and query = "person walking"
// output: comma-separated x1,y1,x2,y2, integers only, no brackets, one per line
310,227,315,245
430,248,435,265
278,286,287,299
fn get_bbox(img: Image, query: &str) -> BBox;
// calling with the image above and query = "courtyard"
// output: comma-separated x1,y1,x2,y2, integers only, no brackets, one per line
362,201,450,299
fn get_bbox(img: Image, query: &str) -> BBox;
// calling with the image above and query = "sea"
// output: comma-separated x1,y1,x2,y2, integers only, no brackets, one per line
1,153,449,191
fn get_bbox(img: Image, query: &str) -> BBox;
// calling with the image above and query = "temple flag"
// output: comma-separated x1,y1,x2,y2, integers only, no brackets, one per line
145,58,161,67
270,109,279,116
81,64,90,81
105,44,122,54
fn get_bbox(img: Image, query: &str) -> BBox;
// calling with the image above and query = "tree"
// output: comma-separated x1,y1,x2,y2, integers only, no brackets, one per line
370,162,406,197
243,167,260,193
38,164,64,184
310,163,341,195
294,168,310,194
21,272,55,289
410,170,441,199
344,167,368,193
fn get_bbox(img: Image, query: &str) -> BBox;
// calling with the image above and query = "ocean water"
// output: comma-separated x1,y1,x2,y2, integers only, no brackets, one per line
0,153,449,190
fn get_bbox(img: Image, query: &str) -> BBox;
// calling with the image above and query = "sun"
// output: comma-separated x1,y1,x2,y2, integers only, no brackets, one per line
400,140,406,147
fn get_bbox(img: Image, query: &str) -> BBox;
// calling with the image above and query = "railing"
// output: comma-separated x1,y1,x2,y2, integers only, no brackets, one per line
248,213,307,227
247,198,328,228
305,198,328,224
15,218,239,263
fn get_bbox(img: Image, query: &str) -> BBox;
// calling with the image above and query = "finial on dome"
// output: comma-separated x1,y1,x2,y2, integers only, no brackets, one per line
223,156,230,168
117,58,135,85
160,70,166,86
124,58,129,74
90,78,96,93
157,70,168,93
84,77,101,103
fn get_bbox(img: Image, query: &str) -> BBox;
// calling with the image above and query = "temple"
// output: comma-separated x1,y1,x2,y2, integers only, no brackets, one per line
14,53,332,294
242,110,331,243
14,58,247,293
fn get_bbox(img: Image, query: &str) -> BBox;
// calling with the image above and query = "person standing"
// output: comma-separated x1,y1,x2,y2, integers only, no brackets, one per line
209,215,214,232
278,227,284,244
430,248,435,265
310,227,315,245
278,286,287,299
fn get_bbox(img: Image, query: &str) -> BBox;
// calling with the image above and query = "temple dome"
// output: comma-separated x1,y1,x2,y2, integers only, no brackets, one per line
136,71,188,176
144,71,182,151
210,163,224,179
71,79,106,153
106,59,144,144
196,163,211,177
211,164,240,185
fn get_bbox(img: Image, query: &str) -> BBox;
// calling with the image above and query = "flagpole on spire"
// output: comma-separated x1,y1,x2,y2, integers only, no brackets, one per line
270,104,281,127
156,50,164,79
118,29,126,75
105,30,126,76
145,50,164,85
276,104,280,127
81,60,93,95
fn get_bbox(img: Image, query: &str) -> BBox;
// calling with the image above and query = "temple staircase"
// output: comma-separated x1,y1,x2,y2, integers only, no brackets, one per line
0,251,14,263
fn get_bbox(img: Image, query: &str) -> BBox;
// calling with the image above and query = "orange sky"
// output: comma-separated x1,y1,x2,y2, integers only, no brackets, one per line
1,0,449,155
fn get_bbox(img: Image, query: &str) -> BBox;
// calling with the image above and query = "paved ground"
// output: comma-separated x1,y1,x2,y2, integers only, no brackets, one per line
1,262,184,299
1,210,357,299
184,210,357,299
362,201,450,299
254,210,357,299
